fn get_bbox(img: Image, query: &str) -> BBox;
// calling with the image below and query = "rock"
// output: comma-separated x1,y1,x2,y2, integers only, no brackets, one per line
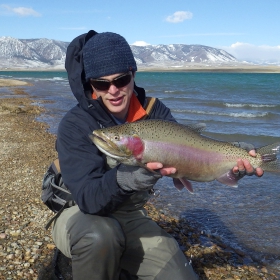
261,267,268,273
47,243,56,250
6,254,15,260
10,229,21,237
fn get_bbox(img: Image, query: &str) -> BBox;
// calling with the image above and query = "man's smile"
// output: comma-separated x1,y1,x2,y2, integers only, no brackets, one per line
108,96,124,106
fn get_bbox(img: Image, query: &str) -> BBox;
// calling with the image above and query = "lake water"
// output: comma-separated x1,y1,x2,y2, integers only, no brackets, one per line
1,70,279,274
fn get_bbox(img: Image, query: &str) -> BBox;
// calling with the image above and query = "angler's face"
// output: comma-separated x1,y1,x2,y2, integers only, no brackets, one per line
90,71,135,120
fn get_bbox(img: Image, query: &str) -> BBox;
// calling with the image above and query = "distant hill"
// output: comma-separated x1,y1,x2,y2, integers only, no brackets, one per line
0,36,241,70
0,37,68,69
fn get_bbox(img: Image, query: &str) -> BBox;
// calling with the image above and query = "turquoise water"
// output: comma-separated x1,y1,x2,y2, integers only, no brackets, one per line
136,72,280,144
1,71,280,273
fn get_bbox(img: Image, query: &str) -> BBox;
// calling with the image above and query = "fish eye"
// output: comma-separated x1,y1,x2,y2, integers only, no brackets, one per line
114,135,120,141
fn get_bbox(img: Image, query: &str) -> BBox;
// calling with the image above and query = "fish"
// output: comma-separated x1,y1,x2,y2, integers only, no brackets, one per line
89,119,280,193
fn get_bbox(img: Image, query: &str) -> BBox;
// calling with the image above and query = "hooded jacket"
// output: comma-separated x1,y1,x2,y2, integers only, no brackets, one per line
56,30,176,215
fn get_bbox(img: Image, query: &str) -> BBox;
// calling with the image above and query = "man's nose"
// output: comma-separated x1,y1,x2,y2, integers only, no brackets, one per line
108,84,119,94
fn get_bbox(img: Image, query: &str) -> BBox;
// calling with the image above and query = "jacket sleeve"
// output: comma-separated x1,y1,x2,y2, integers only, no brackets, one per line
56,107,132,215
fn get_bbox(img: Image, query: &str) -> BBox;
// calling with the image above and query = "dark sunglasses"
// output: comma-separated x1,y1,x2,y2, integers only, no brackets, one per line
89,72,132,91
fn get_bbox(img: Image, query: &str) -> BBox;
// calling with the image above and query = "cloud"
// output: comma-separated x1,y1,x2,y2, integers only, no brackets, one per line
165,11,193,23
131,41,150,46
1,5,41,17
223,42,280,63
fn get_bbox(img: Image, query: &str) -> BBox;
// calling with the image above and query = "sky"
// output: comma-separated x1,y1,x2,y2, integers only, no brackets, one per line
0,0,280,63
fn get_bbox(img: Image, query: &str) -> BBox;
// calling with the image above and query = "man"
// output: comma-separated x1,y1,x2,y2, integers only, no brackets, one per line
52,30,263,280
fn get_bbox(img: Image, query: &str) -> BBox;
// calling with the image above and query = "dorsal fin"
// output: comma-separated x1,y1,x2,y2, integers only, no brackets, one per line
186,123,206,134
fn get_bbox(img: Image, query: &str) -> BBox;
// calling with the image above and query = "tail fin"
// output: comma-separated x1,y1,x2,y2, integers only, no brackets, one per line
257,142,280,172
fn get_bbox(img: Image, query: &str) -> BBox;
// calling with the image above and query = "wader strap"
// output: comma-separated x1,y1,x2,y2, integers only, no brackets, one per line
144,97,156,117
52,158,61,173
53,247,64,280
45,200,75,230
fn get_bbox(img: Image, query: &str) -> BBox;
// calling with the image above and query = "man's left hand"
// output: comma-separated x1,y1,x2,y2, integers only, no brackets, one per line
232,150,264,177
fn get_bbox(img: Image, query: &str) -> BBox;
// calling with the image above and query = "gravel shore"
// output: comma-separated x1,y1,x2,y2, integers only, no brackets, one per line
0,82,278,279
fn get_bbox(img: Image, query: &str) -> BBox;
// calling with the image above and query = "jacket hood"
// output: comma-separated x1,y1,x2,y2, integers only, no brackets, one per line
65,30,97,111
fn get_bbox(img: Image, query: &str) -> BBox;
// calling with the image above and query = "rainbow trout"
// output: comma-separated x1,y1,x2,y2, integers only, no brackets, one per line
89,119,280,192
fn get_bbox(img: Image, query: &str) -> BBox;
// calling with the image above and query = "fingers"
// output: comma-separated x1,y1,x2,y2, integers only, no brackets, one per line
146,162,163,170
146,162,176,176
255,167,264,177
243,159,254,175
233,158,250,174
247,150,264,177
233,159,264,177
159,167,176,176
232,166,240,176
248,149,257,157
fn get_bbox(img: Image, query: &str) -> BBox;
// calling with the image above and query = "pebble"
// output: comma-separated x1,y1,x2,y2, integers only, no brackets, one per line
6,254,15,260
10,229,21,236
47,243,56,250
261,267,268,273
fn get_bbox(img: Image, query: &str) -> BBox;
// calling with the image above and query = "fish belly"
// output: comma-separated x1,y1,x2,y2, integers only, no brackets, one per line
142,140,235,182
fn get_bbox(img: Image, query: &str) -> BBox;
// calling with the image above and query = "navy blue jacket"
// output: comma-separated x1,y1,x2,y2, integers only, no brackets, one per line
56,30,175,215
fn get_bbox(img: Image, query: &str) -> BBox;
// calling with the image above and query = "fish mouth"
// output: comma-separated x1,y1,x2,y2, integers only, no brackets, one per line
89,131,130,160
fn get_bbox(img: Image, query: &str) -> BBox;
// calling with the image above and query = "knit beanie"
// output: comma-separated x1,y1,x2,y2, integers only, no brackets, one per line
83,32,137,80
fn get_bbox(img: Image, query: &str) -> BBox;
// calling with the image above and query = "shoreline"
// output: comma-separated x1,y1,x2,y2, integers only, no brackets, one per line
1,64,280,73
0,82,278,279
0,79,32,87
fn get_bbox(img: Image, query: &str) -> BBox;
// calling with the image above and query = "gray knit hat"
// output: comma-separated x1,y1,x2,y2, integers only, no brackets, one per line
83,32,137,80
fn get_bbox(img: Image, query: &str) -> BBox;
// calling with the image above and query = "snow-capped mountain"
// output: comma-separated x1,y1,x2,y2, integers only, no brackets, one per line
0,36,238,69
131,44,237,65
0,37,68,69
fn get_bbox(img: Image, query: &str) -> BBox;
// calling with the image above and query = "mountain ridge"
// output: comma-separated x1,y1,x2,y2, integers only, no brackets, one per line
0,36,259,70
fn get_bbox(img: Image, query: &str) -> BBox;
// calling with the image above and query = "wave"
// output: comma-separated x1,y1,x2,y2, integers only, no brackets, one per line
172,109,270,118
162,98,280,112
38,77,68,82
52,77,65,81
0,76,67,82
225,103,277,108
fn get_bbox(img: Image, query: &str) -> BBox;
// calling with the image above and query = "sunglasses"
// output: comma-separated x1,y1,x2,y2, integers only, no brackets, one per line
89,72,132,91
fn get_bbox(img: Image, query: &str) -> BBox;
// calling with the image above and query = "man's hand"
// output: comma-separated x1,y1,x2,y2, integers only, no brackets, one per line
146,162,176,176
116,164,162,192
232,150,264,177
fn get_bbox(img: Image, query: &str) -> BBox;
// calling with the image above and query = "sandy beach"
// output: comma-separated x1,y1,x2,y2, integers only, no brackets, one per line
0,79,32,87
0,79,278,279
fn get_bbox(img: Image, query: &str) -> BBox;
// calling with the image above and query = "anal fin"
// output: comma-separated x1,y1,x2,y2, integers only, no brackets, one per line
173,178,194,193
216,171,239,187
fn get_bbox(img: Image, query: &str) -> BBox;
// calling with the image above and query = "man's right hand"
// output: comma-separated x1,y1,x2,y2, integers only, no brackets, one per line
146,162,176,176
116,164,162,192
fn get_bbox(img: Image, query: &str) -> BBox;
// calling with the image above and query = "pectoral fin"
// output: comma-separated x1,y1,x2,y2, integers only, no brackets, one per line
216,171,239,187
173,178,194,193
